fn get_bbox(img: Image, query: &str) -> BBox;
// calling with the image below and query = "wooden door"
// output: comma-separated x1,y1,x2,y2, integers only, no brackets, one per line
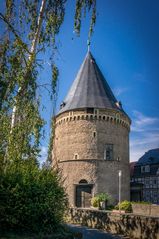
76,185,92,207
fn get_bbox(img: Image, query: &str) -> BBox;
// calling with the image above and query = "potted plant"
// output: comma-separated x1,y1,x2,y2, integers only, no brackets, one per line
91,192,111,210
98,193,111,210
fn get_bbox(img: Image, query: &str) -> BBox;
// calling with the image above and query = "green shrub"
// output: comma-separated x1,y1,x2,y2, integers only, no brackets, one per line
106,205,114,210
97,192,111,202
91,196,100,207
91,192,112,208
0,161,68,234
115,200,132,212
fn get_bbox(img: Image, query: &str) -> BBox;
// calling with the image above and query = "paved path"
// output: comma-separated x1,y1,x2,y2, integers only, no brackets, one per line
67,224,129,239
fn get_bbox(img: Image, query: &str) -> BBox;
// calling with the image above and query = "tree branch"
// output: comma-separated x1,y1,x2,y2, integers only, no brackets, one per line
0,12,30,54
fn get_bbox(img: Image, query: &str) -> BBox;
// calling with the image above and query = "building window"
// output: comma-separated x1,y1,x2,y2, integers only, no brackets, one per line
93,131,96,138
104,144,113,160
141,165,150,173
74,153,79,160
154,179,157,184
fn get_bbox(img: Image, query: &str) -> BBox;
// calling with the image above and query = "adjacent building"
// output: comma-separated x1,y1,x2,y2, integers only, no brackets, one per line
130,148,159,204
52,51,131,207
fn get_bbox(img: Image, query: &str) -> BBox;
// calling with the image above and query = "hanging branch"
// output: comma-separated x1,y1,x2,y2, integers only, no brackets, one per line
11,0,46,130
0,0,97,168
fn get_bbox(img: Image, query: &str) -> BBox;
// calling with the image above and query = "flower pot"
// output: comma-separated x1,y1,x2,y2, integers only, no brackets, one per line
100,201,107,210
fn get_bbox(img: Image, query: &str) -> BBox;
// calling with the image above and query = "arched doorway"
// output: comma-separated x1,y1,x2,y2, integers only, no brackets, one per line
75,180,93,208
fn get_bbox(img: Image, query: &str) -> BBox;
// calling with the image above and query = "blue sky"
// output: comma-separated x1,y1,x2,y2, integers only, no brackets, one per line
40,0,159,163
1,1,159,163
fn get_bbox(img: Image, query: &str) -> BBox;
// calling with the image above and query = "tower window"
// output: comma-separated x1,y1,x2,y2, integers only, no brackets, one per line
93,131,96,138
104,144,113,160
74,153,79,160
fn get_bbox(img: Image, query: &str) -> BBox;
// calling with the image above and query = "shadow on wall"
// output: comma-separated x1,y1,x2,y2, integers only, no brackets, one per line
67,208,159,239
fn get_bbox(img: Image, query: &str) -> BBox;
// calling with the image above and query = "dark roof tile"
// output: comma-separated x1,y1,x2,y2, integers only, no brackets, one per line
136,148,159,165
58,51,128,116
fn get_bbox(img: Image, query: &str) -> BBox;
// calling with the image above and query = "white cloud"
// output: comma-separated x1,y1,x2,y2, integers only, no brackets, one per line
113,87,128,97
131,111,159,132
130,111,159,162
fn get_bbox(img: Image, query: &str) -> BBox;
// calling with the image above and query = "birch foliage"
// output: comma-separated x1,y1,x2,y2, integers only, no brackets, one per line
0,0,96,168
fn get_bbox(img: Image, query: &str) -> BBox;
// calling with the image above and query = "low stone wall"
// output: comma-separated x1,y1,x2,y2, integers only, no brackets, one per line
132,204,159,217
68,208,159,239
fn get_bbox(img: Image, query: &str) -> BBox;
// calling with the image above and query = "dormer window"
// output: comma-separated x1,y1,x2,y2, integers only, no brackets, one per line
115,101,122,109
60,101,66,109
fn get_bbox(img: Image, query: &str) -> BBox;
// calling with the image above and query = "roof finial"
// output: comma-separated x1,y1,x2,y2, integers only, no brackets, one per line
87,39,90,52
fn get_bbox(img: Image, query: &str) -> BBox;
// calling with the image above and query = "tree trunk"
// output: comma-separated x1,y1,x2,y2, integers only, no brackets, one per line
11,0,46,130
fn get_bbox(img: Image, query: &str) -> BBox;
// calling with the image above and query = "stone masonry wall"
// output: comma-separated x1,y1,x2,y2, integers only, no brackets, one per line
132,204,159,217
58,160,97,207
53,109,130,205
68,208,159,239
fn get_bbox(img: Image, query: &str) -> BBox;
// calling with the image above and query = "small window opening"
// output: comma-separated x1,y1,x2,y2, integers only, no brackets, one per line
79,179,88,184
93,131,96,138
74,153,79,160
60,101,66,109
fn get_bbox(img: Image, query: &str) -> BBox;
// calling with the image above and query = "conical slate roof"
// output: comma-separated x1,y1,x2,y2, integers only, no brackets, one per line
58,51,125,115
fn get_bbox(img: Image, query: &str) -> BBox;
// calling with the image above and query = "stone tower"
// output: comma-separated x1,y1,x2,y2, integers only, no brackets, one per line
53,51,131,207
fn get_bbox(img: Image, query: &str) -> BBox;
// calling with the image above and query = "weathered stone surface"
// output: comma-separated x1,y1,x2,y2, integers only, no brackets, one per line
67,208,159,239
132,204,159,217
53,109,130,206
